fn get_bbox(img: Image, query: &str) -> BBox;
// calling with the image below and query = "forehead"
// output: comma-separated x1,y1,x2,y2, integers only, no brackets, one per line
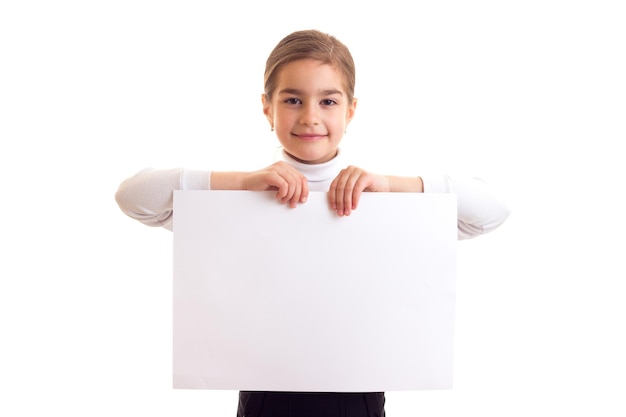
276,59,346,92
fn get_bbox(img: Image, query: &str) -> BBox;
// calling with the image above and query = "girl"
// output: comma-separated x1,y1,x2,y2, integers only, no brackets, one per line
116,29,510,417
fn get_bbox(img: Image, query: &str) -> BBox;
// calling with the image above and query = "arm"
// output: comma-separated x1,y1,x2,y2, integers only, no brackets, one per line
328,167,510,239
114,168,212,230
328,166,423,216
422,175,511,240
211,162,308,207
115,162,309,230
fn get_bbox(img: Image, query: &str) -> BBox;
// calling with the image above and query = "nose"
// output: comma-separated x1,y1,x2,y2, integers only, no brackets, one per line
299,103,319,126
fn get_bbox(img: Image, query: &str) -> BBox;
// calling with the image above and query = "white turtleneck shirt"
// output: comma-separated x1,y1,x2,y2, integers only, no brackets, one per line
115,148,510,239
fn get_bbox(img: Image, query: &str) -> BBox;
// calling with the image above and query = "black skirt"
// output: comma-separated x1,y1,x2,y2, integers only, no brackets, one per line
237,391,386,417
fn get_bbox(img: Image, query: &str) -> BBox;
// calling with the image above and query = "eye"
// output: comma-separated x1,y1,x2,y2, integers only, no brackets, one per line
321,99,337,106
284,98,302,105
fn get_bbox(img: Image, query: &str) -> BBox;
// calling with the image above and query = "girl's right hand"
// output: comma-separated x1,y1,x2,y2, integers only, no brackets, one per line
243,162,309,208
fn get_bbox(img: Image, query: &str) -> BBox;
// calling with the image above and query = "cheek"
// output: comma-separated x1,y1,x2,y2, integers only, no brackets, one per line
275,111,295,126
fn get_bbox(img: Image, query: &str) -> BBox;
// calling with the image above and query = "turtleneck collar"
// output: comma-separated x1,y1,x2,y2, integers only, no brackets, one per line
275,147,344,186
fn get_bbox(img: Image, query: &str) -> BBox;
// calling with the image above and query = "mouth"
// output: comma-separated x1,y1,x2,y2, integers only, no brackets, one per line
293,133,327,141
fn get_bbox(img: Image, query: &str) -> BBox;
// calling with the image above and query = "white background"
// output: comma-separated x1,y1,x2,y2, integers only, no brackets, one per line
1,1,624,416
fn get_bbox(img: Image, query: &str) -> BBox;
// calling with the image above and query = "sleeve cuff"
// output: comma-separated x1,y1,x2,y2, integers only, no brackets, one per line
421,175,451,194
181,169,212,190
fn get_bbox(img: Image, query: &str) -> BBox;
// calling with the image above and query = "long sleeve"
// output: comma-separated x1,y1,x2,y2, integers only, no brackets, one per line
115,161,511,239
115,168,212,230
422,175,511,240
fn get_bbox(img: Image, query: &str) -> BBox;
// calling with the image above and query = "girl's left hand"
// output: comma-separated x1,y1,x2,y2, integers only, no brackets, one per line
328,166,390,216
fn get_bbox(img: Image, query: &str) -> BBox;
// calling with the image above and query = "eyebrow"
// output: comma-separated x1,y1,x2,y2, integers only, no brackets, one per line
278,88,344,96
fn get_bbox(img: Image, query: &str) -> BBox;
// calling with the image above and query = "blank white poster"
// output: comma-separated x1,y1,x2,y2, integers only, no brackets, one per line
173,191,457,392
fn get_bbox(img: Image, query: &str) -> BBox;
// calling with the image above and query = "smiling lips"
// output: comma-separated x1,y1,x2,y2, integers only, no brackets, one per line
293,133,327,141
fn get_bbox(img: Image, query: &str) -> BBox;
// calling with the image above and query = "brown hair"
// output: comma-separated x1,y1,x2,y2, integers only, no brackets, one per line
264,29,356,103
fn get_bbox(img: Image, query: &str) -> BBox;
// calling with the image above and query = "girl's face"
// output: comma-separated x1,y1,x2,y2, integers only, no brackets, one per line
263,59,357,165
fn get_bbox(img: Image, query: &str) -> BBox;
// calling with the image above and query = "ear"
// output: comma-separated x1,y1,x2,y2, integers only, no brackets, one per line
346,97,358,125
261,94,274,128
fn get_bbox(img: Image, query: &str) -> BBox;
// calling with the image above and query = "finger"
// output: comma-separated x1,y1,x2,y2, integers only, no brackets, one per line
341,171,361,216
351,174,372,210
266,172,289,200
287,174,302,208
333,170,353,216
278,168,307,207
280,172,298,205
343,169,373,215
330,174,344,215
299,176,309,203
268,171,297,205
328,176,339,210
